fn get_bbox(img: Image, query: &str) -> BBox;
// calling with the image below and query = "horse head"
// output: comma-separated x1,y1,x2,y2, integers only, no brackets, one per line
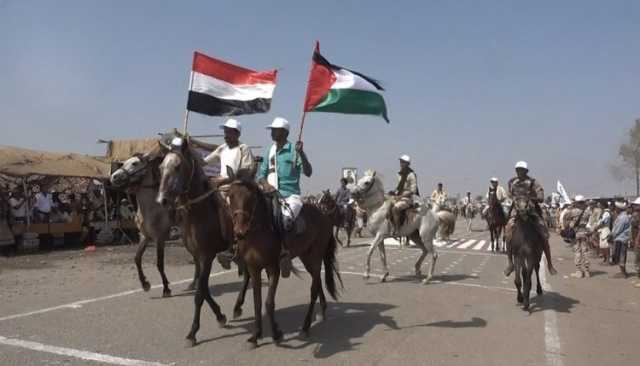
156,138,197,208
226,168,262,241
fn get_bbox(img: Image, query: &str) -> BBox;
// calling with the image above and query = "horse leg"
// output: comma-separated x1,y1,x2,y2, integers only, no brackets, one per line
185,256,216,347
187,257,199,292
135,235,151,292
535,262,543,295
334,226,344,247
247,266,263,348
364,234,382,279
523,260,533,311
514,258,523,304
233,270,251,319
410,231,427,278
201,258,227,327
300,254,327,322
265,265,283,343
377,240,390,282
490,228,495,252
346,226,352,247
301,267,321,337
156,240,171,297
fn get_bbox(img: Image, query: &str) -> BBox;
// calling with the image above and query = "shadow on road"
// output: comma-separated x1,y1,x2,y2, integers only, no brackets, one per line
149,280,248,300
422,316,487,329
433,273,475,282
204,301,399,358
529,290,579,314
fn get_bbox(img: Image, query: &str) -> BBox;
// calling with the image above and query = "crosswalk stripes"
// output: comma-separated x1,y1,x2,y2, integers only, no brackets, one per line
457,240,477,249
473,240,486,250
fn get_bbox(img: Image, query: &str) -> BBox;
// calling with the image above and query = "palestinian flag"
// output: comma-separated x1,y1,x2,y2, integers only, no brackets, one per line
187,52,277,116
304,43,389,122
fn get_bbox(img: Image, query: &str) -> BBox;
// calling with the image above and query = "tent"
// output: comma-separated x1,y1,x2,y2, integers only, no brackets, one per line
0,145,110,178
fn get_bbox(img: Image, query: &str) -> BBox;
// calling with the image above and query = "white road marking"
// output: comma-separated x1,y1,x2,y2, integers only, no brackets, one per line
473,240,486,250
457,240,476,249
0,270,234,323
445,240,461,248
0,335,168,366
487,242,493,251
540,260,564,366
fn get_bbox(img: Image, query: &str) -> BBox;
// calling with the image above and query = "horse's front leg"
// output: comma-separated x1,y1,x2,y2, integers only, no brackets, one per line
247,267,262,348
156,239,171,297
364,233,383,279
135,235,151,292
233,270,251,318
265,266,283,343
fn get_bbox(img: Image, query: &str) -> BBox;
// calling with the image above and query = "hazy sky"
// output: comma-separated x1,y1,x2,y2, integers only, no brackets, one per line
1,0,639,197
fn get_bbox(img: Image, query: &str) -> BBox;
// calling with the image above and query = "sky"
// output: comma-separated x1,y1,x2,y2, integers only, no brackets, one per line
1,0,639,197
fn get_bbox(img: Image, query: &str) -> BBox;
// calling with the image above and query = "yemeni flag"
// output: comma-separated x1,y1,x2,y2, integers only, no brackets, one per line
187,52,277,116
304,43,389,122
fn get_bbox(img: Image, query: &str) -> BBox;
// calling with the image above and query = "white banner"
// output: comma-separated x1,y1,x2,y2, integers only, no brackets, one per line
556,181,572,205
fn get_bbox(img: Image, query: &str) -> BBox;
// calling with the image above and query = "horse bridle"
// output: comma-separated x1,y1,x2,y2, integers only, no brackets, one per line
231,184,261,236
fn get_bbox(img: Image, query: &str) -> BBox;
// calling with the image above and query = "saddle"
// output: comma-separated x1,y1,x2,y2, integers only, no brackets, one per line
264,192,306,237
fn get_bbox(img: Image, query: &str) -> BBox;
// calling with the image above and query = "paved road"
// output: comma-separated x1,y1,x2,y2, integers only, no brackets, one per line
0,217,638,365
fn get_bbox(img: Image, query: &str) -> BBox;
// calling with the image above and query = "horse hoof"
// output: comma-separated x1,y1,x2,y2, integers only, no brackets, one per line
380,272,389,282
415,269,422,277
185,338,196,348
233,308,243,319
299,330,310,339
523,304,530,311
246,339,258,350
421,276,432,285
517,295,524,304
273,330,284,343
142,281,151,292
363,271,370,280
218,314,228,328
162,289,172,298
537,288,543,296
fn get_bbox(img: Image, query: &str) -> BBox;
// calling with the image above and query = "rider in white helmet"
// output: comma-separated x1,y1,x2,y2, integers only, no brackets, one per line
482,177,507,216
390,155,419,235
504,161,557,276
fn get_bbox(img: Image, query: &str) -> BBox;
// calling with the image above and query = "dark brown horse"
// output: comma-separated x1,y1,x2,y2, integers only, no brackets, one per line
318,190,356,247
510,198,543,311
486,191,507,252
227,171,342,348
155,140,232,347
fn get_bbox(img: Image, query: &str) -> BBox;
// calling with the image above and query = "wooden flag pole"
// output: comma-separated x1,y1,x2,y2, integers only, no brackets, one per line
292,41,319,172
182,69,196,135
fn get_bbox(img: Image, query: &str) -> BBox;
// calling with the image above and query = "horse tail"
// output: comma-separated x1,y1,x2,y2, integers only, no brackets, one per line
323,234,344,300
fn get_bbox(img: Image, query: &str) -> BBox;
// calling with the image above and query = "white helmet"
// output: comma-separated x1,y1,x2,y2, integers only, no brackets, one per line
574,195,585,203
515,161,528,170
633,197,640,205
399,155,411,163
490,177,498,182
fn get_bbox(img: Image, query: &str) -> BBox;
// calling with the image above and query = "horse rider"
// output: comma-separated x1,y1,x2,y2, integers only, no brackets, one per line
482,177,507,216
504,161,557,276
257,117,313,278
335,177,352,215
430,182,448,208
390,155,419,235
204,118,255,269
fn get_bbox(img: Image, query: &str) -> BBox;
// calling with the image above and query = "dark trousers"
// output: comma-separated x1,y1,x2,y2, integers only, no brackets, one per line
613,241,628,269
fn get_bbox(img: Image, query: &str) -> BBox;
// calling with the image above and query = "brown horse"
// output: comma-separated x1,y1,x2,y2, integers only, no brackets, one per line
486,191,507,252
318,190,356,247
227,171,342,348
155,139,232,347
510,198,543,311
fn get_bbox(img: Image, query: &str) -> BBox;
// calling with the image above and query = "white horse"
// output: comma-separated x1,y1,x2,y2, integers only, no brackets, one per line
351,170,439,284
432,202,456,241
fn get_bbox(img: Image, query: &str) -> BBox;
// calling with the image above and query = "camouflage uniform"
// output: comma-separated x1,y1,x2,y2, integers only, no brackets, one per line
504,177,549,242
566,207,590,275
391,169,418,233
503,175,556,276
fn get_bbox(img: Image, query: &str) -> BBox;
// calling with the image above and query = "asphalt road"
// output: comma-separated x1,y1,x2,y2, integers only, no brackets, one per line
0,217,638,366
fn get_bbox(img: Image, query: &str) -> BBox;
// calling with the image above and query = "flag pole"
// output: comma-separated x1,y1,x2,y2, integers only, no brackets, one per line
292,41,318,172
182,66,196,136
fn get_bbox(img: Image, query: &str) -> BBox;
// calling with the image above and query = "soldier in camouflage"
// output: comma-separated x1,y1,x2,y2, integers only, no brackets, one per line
503,161,557,276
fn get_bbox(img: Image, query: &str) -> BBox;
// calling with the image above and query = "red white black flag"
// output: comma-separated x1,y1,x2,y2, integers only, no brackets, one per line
187,52,278,116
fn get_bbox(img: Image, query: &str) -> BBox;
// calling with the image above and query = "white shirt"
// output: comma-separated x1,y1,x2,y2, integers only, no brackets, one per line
9,197,26,217
35,193,52,213
204,143,254,178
